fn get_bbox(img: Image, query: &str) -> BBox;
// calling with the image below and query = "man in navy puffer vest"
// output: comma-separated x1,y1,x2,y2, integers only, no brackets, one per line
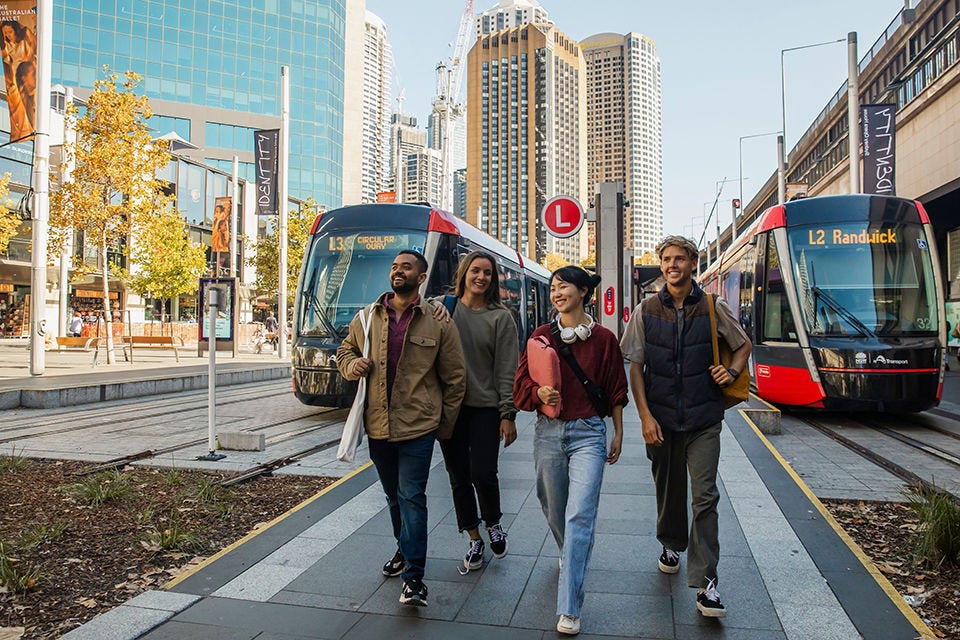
621,236,751,618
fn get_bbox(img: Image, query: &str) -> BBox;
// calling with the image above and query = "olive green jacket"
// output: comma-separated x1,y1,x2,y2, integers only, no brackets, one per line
337,296,466,441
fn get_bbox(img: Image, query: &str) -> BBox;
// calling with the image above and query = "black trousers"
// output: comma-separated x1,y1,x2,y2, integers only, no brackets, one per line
439,405,503,532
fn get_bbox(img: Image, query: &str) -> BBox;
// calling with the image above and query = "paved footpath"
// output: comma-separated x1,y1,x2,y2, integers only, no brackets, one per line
58,403,931,640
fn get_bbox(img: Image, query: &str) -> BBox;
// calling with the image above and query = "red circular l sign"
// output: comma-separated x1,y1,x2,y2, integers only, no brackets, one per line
541,195,585,238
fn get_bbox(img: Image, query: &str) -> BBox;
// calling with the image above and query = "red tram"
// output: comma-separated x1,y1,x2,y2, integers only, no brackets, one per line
701,194,945,412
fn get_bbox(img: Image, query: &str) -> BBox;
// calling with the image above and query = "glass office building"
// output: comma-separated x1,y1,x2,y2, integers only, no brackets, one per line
50,0,348,208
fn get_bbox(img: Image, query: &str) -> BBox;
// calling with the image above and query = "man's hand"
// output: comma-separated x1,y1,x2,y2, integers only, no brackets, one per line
710,364,733,387
537,385,560,407
499,419,517,447
641,413,663,445
429,299,452,322
607,430,623,464
351,357,373,377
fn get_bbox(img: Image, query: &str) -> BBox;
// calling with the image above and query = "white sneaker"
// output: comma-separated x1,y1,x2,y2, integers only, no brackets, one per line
557,614,580,635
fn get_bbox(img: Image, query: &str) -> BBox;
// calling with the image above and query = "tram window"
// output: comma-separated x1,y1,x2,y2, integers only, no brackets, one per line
526,279,539,341
762,239,798,342
499,262,523,324
427,234,457,296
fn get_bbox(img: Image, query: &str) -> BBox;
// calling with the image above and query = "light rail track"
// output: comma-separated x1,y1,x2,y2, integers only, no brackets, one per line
218,437,342,487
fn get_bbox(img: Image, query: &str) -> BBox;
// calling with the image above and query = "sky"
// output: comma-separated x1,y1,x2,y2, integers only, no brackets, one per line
364,0,907,244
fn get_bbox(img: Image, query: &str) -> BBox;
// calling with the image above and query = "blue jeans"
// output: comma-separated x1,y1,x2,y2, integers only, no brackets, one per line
368,432,436,582
534,415,608,618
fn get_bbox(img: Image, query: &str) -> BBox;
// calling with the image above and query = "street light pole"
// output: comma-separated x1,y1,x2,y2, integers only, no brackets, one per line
846,32,860,194
738,130,781,239
779,38,845,203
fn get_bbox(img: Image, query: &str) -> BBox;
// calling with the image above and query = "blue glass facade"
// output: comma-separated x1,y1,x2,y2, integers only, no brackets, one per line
50,0,346,208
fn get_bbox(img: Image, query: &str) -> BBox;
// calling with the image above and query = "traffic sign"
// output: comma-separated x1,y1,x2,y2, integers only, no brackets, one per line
541,195,585,238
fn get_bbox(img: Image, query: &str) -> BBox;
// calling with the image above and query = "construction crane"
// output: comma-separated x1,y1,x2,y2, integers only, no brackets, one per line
432,0,473,211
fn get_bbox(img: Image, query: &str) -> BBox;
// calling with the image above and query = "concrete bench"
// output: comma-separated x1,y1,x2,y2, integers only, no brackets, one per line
55,336,100,352
119,335,185,362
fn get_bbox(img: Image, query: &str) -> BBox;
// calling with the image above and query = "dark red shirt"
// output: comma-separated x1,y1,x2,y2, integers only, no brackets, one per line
383,292,420,401
514,323,629,420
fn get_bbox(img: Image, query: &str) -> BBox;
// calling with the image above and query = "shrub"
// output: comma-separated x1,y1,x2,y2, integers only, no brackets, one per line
0,447,31,473
65,470,133,506
0,541,42,594
904,482,960,567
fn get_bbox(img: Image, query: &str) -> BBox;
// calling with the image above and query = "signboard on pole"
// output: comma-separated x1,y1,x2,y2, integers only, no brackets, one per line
198,277,236,352
1,1,37,142
211,196,231,253
861,103,896,196
541,195,584,238
254,129,280,215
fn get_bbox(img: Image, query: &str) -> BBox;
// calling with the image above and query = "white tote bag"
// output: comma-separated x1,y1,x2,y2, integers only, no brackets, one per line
337,305,373,462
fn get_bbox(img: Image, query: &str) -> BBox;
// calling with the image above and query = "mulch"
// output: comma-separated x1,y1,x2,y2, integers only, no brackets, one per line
824,499,959,639
0,459,333,640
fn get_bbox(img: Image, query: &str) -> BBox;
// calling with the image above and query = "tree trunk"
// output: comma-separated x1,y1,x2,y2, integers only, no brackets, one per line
102,233,115,364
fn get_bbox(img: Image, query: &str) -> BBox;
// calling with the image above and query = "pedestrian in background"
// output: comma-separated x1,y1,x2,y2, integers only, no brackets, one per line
513,265,628,636
68,311,83,337
337,249,466,608
437,250,518,573
620,235,752,618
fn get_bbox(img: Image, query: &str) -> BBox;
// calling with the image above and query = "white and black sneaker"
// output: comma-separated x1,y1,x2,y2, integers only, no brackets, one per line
464,538,484,571
487,523,508,558
381,548,404,577
658,547,680,574
697,578,727,617
399,577,428,606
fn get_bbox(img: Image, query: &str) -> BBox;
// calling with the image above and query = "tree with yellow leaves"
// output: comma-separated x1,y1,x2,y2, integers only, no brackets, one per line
580,252,596,268
0,174,18,255
50,70,172,363
542,252,569,273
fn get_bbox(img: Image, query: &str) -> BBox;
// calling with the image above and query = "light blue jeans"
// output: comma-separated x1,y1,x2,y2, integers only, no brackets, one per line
534,415,608,618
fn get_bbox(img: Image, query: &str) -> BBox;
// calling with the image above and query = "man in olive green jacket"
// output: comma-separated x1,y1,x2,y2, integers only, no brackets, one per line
337,250,465,607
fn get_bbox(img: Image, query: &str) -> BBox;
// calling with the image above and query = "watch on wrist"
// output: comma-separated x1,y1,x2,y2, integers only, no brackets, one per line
726,368,739,379
502,412,517,421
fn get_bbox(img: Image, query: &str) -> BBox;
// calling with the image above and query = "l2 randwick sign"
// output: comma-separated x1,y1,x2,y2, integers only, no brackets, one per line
861,104,896,196
254,129,280,215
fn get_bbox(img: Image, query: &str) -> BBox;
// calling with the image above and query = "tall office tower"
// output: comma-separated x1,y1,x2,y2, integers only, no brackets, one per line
582,33,663,258
403,148,444,205
52,0,360,209
475,0,551,36
466,21,587,263
453,168,468,218
389,114,428,201
360,11,394,204
427,110,467,179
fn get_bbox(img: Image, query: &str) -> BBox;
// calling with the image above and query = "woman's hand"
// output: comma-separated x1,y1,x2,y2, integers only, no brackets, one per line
429,299,451,322
537,385,560,406
607,430,622,464
499,419,517,447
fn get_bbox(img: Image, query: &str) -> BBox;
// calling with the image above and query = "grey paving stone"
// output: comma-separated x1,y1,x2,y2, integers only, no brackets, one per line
171,597,361,639
579,591,674,638
456,554,537,625
124,590,201,612
585,567,672,596
509,556,561,629
214,563,308,602
283,533,397,600
270,589,368,612
340,612,544,640
594,516,657,536
138,620,260,640
775,604,861,640
674,623,788,640
358,576,475,621
59,604,173,640
590,533,662,572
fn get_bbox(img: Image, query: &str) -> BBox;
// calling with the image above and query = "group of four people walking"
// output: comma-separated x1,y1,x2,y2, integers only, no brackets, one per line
337,235,752,635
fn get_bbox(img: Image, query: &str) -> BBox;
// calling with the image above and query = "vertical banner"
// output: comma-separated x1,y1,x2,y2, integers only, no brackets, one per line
0,1,38,141
211,196,231,252
254,128,280,215
860,103,896,195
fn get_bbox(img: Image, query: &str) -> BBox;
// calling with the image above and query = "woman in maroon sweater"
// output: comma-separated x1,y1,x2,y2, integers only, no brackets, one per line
513,266,628,636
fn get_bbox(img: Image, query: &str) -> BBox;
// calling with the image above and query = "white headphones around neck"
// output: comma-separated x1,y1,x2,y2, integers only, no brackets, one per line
555,315,595,344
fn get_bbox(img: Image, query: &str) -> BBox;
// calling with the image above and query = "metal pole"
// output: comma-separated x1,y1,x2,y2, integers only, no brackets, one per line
199,286,225,461
278,66,289,359
29,0,53,374
58,87,75,339
847,31,861,194
777,135,786,204
230,155,238,278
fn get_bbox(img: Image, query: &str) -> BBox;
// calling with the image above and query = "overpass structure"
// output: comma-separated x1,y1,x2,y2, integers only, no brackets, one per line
705,0,960,302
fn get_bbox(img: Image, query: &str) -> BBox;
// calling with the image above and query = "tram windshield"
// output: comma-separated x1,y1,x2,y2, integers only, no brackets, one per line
298,230,427,337
787,223,938,337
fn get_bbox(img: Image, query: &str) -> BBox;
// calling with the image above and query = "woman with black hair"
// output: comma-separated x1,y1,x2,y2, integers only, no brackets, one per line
438,250,519,572
513,265,628,636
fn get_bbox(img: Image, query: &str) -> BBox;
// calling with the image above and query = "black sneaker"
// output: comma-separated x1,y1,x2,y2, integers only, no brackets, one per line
697,579,727,617
658,547,680,574
399,577,428,606
487,523,508,558
382,549,404,577
464,537,484,571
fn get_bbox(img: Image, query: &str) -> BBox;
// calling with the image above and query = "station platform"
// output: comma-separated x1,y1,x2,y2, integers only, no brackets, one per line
0,339,291,409
58,404,931,640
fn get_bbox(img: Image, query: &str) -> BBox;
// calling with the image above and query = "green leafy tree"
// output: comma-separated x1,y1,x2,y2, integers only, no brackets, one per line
0,173,19,255
50,69,171,363
247,197,319,307
119,205,207,322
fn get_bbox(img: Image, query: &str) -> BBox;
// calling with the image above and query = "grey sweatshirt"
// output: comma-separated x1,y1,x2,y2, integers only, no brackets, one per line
451,300,519,418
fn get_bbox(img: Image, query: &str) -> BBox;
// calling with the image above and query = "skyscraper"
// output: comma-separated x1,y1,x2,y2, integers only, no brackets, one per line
389,113,427,201
581,33,663,258
51,0,357,209
466,14,587,263
360,11,393,204
475,0,551,36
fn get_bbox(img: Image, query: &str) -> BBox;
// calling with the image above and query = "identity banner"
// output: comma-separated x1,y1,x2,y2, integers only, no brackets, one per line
1,1,38,141
861,104,896,196
254,129,280,216
212,196,231,253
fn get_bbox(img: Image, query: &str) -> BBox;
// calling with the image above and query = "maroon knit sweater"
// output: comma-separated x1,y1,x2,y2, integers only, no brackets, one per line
514,323,629,420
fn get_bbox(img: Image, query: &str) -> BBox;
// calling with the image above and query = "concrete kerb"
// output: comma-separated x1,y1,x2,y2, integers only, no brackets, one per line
743,392,782,435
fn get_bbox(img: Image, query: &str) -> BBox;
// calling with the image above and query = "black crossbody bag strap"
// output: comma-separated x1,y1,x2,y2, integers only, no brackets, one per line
550,323,610,417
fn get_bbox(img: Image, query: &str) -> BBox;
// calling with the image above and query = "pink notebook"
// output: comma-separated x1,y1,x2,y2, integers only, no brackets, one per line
526,336,561,418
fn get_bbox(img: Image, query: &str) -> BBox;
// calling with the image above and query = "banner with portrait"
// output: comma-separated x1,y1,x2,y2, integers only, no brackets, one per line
212,196,231,253
1,1,37,141
254,129,279,216
860,103,896,196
